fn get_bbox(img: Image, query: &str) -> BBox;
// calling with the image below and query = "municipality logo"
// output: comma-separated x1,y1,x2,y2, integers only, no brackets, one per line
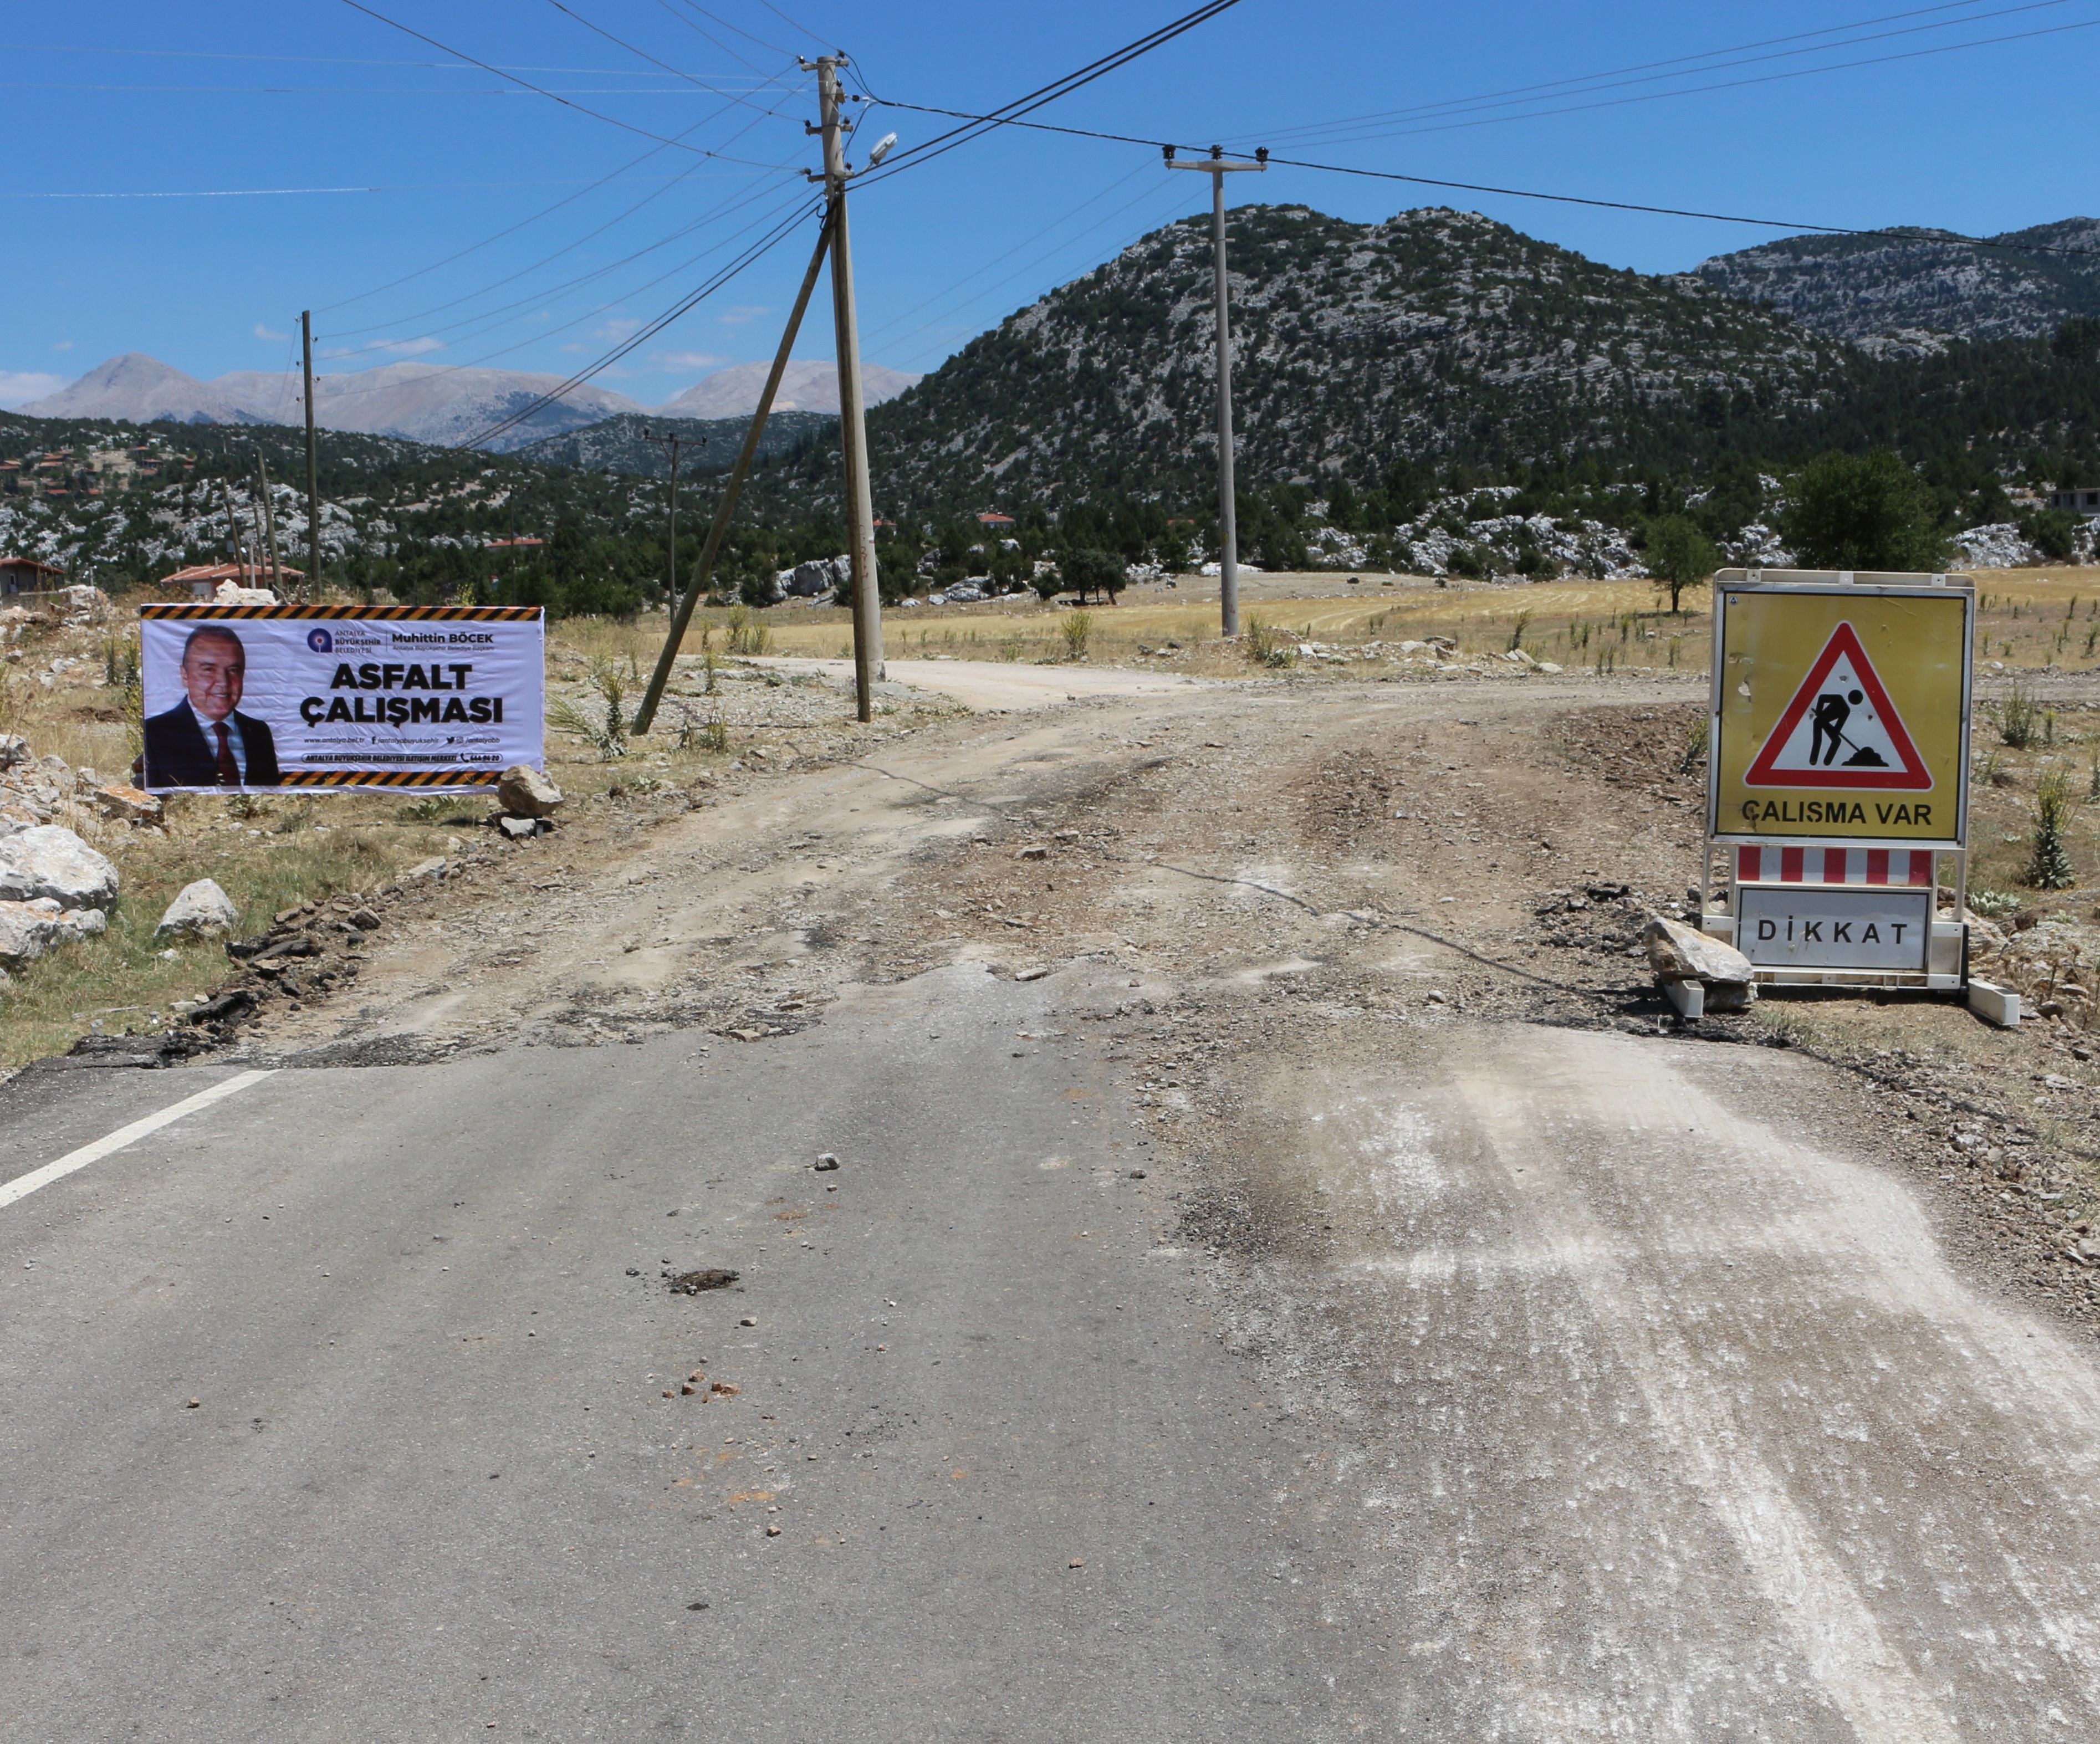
306,627,334,653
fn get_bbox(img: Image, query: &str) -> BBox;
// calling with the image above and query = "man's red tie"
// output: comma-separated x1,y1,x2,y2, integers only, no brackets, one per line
213,722,239,785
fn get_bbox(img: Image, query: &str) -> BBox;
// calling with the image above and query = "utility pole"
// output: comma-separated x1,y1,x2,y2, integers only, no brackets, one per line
633,218,834,735
302,311,320,601
642,430,702,627
255,451,283,594
808,54,886,722
1167,144,1265,637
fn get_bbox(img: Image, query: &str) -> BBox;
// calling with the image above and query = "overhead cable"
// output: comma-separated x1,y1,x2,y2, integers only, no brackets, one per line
458,196,824,449
337,0,794,156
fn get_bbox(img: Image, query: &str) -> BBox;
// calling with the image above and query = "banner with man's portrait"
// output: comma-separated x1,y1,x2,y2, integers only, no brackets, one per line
137,605,544,792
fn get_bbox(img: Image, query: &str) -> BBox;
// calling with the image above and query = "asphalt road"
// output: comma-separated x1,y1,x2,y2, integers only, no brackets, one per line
0,965,1355,1742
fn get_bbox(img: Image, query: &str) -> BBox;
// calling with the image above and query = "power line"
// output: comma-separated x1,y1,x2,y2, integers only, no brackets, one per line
1257,12,2100,147
336,0,792,156
459,195,824,449
541,0,797,115
1254,0,2055,140
0,40,784,75
857,0,1247,188
850,101,2100,262
0,177,730,200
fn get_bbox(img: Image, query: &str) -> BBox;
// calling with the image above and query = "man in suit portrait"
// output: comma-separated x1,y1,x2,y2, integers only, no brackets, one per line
142,626,282,789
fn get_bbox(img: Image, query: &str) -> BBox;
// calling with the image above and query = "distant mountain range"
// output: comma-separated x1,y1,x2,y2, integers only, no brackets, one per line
15,352,917,453
512,409,837,477
656,359,920,420
1693,218,2100,349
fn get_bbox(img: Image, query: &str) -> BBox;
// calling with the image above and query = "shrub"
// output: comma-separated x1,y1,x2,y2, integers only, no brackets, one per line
1061,611,1093,661
2027,768,2077,891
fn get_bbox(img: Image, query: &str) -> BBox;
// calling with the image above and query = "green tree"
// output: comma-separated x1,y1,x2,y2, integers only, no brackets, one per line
1779,451,1950,571
1643,515,1721,612
1061,548,1127,604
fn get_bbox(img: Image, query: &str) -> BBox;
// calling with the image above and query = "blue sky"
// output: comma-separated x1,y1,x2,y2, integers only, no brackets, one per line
3,0,2096,410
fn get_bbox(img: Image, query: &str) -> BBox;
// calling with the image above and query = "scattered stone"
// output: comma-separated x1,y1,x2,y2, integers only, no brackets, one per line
348,907,381,931
498,765,564,818
711,1380,740,1395
404,856,447,881
765,1525,781,1537
155,879,241,939
1643,914,1758,1012
1016,845,1049,861
1014,965,1052,981
670,1268,740,1293
0,825,117,911
1425,989,1450,1005
814,1153,841,1172
187,988,258,1026
93,784,162,827
738,1315,758,1328
186,1397,201,1409
497,815,547,841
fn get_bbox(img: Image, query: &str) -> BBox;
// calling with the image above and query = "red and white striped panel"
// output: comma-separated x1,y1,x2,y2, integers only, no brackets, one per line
1735,846,1935,887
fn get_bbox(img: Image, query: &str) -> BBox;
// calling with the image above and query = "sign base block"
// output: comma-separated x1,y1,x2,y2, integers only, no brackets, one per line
1967,979,2021,1028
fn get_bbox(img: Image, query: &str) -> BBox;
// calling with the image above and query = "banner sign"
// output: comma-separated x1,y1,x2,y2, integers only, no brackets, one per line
1736,885,1933,973
137,605,544,791
1709,582,1971,847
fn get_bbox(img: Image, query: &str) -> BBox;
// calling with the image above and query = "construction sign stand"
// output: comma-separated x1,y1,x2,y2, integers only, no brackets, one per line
1691,567,2015,1022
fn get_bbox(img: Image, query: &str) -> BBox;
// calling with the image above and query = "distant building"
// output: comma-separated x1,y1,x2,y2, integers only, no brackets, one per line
2050,488,2100,517
977,512,1016,530
159,561,303,601
0,555,62,595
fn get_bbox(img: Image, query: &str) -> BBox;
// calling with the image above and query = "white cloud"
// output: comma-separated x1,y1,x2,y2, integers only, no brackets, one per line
658,350,728,371
718,305,768,328
589,318,646,342
0,370,67,408
558,342,589,354
52,339,73,353
369,336,444,356
254,322,290,342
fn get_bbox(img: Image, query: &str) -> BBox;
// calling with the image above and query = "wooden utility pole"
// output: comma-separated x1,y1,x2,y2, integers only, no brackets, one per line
642,429,701,633
1167,145,1265,637
632,217,835,735
254,452,283,592
811,54,883,721
302,310,320,600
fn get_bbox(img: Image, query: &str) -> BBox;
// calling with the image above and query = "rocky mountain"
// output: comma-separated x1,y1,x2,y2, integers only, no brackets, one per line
22,354,275,428
21,355,645,451
757,204,1861,519
512,409,835,477
657,359,918,419
1694,219,2100,347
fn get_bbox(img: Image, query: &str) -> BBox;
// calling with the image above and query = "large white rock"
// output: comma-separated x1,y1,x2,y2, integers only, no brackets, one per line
0,825,118,911
0,897,100,968
1644,914,1757,1011
155,878,242,939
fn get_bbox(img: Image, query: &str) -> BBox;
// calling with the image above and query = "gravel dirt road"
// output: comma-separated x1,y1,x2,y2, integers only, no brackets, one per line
7,668,2100,1738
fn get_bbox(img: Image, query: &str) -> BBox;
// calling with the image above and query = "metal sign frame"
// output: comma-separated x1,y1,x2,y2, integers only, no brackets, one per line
1697,568,1975,994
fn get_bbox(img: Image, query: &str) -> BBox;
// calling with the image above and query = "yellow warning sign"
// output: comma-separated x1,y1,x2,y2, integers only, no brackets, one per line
1710,580,1971,845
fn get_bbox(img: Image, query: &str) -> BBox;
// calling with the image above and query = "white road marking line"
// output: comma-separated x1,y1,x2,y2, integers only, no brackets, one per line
0,1069,274,1211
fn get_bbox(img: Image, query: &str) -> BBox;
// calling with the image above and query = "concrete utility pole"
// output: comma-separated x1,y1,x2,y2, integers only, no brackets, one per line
642,430,700,627
809,54,885,722
1167,144,1265,637
302,311,320,601
254,451,283,593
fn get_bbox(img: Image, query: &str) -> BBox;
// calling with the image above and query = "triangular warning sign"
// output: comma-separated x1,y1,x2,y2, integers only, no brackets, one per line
1744,622,1932,790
